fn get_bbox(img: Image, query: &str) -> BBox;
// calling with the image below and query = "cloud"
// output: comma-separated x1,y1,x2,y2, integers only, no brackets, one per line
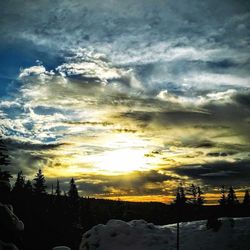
55,49,142,90
2,137,66,151
183,73,250,88
64,121,114,126
19,65,51,78
206,151,236,157
170,160,250,186
233,92,250,107
73,169,178,196
1,0,250,199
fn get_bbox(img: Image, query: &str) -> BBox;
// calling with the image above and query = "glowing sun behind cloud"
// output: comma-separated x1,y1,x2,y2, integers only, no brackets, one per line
84,133,158,174
94,148,149,173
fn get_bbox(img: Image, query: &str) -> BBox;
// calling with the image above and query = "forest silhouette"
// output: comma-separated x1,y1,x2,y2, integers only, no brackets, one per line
0,137,250,250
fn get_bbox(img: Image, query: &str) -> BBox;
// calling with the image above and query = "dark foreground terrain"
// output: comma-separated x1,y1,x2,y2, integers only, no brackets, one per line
10,192,250,250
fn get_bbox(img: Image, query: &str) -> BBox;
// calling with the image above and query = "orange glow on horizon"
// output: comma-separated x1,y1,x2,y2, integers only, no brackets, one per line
95,192,246,205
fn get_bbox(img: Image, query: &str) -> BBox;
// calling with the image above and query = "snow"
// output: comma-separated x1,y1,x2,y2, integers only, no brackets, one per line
52,247,71,250
80,217,250,250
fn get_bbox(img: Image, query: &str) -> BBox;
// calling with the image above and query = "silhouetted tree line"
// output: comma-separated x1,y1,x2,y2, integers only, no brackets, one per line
174,184,204,206
173,184,250,207
1,168,168,249
0,168,249,250
0,135,250,250
0,168,155,249
11,169,79,201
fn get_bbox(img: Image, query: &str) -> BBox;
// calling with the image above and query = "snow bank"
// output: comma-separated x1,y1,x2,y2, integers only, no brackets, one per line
52,247,71,250
80,217,250,250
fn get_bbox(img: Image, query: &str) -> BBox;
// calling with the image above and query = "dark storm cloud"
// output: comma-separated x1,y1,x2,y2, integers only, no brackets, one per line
170,160,250,186
181,140,216,149
64,121,113,127
2,137,66,151
120,109,214,124
9,151,50,175
0,137,61,175
120,109,223,127
206,151,237,157
233,92,250,107
72,170,178,196
113,128,137,133
117,90,250,130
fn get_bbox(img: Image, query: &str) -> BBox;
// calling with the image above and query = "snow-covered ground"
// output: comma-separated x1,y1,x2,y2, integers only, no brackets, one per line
80,217,250,250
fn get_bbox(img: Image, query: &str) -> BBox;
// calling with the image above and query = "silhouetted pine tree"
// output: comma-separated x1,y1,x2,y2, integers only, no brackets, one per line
188,184,198,205
33,169,47,194
186,184,204,206
180,186,187,205
219,185,226,206
174,185,187,206
12,171,25,194
67,178,80,227
227,186,238,206
243,190,250,206
0,168,12,181
55,179,61,196
197,186,204,206
68,178,79,201
174,188,182,205
24,180,33,194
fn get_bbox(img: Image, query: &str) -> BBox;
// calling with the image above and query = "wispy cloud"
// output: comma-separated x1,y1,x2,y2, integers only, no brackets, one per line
0,0,250,201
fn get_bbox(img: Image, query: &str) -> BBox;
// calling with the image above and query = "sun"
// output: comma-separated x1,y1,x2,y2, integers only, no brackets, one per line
85,133,157,174
95,148,149,173
44,133,159,177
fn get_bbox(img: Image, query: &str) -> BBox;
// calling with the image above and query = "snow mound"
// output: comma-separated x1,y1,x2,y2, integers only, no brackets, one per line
80,217,250,250
52,247,71,250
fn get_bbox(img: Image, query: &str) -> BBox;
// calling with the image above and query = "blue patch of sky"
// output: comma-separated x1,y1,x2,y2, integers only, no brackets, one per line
0,42,64,97
1,106,25,119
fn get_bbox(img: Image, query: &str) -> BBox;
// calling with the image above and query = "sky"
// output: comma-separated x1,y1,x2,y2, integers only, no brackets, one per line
0,0,250,203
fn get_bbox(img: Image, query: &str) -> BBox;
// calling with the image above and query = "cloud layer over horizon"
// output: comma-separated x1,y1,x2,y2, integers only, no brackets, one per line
0,0,250,202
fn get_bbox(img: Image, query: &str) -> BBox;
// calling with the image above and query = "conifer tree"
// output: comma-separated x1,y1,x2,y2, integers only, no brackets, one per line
174,185,187,206
12,171,25,194
33,169,47,194
174,188,182,205
186,184,204,206
0,168,12,181
67,178,80,225
227,186,238,205
197,186,204,206
55,179,61,196
24,180,33,194
51,184,54,195
68,178,79,201
219,185,226,206
179,186,187,205
243,190,250,206
188,184,198,205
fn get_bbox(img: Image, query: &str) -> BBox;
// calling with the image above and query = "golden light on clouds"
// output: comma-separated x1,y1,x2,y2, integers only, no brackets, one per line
88,133,158,174
94,148,149,173
1,0,250,208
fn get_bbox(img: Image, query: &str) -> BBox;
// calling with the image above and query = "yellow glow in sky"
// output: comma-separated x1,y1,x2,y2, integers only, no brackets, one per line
95,148,149,173
84,133,157,174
